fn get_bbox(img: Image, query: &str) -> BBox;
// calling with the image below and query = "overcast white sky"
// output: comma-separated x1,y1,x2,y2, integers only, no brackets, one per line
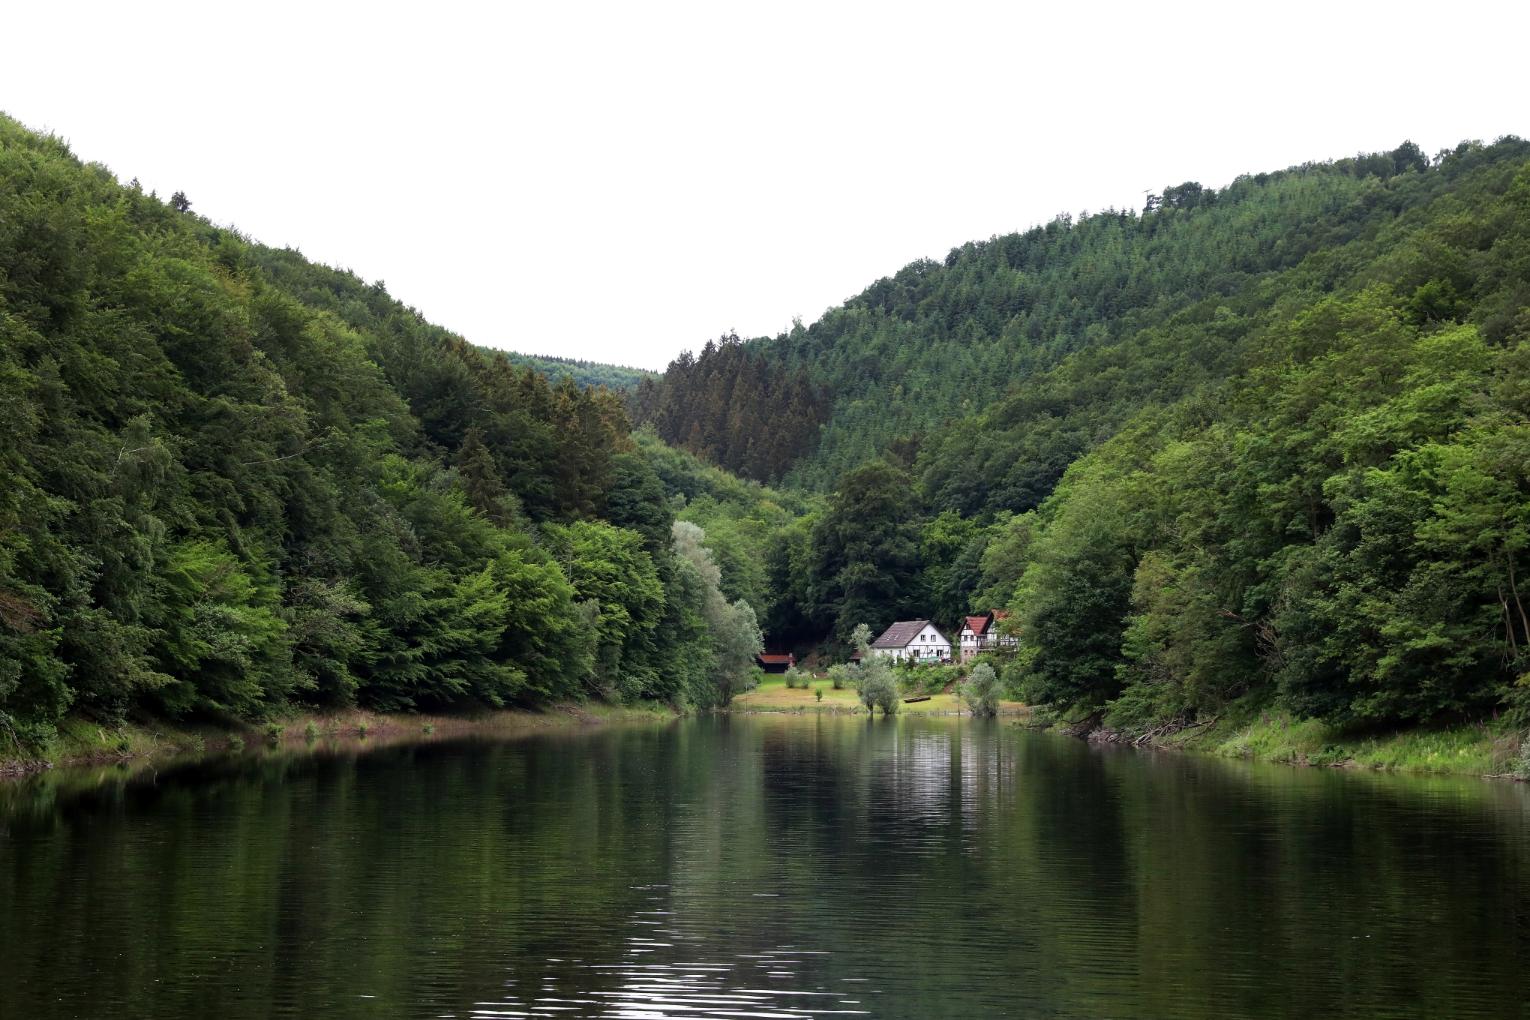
4,1,1527,370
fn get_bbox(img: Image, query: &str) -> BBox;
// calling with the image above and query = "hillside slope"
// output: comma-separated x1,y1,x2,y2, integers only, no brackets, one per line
754,135,1530,735
643,142,1525,499
0,114,765,746
487,349,656,391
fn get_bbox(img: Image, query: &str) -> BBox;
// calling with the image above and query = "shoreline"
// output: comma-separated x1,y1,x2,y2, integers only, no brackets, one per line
0,702,678,781
1068,712,1529,781
10,698,1523,785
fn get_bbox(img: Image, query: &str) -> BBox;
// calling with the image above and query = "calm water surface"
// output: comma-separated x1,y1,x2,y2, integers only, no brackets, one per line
3,715,1529,1019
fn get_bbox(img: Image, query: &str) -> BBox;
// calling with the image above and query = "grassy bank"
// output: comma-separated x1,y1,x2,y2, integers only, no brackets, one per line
1077,707,1530,779
0,702,677,779
731,676,1028,717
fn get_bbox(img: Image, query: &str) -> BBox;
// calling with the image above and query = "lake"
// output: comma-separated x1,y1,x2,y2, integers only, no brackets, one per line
2,715,1528,1018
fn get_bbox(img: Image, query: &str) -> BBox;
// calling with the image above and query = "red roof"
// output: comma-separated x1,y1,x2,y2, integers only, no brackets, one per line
757,653,795,665
963,614,992,636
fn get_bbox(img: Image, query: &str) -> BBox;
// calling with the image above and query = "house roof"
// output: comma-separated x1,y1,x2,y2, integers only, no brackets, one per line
963,614,992,636
872,620,945,649
756,653,795,665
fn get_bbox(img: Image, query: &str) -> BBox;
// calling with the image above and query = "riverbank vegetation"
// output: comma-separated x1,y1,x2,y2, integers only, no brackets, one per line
1077,706,1528,778
0,700,676,778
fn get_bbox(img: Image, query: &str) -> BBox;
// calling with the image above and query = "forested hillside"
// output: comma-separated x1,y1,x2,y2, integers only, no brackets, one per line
4,109,1528,749
648,143,1490,492
759,136,1530,732
488,349,655,391
0,114,763,746
630,333,829,483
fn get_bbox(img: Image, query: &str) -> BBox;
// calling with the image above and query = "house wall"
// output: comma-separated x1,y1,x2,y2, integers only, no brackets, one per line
906,624,950,661
870,622,953,662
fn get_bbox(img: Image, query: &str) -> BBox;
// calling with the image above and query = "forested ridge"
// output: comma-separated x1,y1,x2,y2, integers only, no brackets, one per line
0,114,778,746
5,110,1530,749
486,349,656,391
630,333,830,483
748,135,1530,732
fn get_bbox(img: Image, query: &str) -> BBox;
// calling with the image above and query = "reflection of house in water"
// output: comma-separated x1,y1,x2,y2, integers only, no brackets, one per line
870,725,1021,829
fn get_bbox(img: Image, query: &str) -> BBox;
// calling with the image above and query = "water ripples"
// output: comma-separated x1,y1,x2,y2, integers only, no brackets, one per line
5,716,1530,1019
461,887,871,1019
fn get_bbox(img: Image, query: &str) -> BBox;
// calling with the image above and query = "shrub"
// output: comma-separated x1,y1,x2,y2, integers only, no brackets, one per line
856,657,900,716
962,663,1000,718
1512,737,1530,781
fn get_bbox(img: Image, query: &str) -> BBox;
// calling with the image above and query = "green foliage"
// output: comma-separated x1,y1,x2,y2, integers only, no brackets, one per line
1512,738,1530,781
807,461,921,645
147,539,289,717
543,520,664,700
918,511,986,627
854,655,900,716
669,521,764,708
999,153,1530,729
0,113,754,739
741,145,1477,492
962,663,999,718
5,110,1529,749
486,349,655,391
631,332,829,484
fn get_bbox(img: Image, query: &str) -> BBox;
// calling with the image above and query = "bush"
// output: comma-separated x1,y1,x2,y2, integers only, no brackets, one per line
911,662,962,695
962,663,1000,718
857,657,900,716
1512,737,1530,781
815,688,823,703
784,666,804,689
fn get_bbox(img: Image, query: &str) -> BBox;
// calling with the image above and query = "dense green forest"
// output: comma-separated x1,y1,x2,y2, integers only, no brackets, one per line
679,142,1491,495
4,108,1529,748
754,136,1530,732
630,333,830,483
0,114,766,746
486,349,655,391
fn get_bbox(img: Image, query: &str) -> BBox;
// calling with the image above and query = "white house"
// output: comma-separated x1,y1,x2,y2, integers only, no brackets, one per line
960,611,1019,661
958,614,993,662
869,620,951,663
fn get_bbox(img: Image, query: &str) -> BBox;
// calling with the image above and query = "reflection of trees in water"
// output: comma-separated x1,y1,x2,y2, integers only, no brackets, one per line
2,720,1529,1018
